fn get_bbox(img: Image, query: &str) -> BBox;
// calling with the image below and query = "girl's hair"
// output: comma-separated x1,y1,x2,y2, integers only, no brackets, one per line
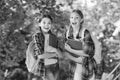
68,9,84,39
39,14,53,22
73,9,84,19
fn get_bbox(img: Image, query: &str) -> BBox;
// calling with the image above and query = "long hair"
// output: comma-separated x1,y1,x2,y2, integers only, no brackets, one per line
82,29,97,80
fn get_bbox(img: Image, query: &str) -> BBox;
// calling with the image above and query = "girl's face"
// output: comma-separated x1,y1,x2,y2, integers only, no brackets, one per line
40,17,52,33
70,12,82,28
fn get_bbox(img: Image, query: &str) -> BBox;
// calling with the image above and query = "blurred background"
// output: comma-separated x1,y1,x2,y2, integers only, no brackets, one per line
0,0,120,80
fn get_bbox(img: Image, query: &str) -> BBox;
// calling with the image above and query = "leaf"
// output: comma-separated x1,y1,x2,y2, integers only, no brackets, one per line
0,53,5,57
1,60,19,67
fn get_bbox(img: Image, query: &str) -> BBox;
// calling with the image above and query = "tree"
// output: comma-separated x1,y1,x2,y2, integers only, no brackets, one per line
0,0,69,79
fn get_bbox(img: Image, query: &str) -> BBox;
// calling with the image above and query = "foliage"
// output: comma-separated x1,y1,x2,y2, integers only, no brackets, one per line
0,0,69,79
1,0,120,79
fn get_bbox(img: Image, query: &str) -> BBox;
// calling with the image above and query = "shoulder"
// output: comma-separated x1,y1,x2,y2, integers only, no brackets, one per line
83,28,95,36
81,27,90,38
33,31,41,35
50,32,56,37
83,27,91,33
32,31,41,38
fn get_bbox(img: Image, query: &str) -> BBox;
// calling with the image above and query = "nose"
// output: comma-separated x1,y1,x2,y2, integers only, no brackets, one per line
45,24,49,27
71,18,75,22
73,17,77,21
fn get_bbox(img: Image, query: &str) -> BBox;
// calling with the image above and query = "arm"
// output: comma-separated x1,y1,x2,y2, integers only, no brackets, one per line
64,52,82,63
65,43,88,57
89,30,102,64
47,45,62,56
38,52,57,59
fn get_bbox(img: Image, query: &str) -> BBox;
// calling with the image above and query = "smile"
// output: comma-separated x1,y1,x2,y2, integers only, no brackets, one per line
44,27,49,30
72,22,77,25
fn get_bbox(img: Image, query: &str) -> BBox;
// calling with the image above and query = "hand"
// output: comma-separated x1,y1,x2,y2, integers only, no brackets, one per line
46,46,57,53
38,54,44,59
38,53,58,59
65,43,71,51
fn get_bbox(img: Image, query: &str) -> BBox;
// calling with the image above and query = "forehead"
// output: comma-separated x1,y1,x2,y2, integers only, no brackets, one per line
41,17,51,22
70,12,80,17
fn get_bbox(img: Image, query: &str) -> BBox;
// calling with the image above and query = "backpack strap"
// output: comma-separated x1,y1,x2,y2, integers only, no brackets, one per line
81,28,87,40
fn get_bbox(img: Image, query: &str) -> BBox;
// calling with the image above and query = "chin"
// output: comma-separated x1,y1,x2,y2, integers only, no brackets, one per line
43,30,49,33
71,25,75,27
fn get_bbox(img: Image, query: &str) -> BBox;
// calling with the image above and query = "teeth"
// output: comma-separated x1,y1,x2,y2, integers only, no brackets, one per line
44,28,49,29
72,23,77,25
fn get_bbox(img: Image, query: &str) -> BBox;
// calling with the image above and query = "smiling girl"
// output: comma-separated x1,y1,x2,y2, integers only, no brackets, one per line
64,10,101,80
26,15,60,80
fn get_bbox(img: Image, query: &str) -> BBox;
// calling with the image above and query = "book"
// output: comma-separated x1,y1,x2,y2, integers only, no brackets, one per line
66,39,83,50
66,39,83,57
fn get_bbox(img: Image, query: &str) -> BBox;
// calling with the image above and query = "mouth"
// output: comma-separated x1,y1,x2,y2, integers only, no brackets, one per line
44,27,50,30
72,22,77,25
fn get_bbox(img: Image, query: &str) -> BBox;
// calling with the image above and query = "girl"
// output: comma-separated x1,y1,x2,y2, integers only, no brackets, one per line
64,10,101,80
25,15,60,80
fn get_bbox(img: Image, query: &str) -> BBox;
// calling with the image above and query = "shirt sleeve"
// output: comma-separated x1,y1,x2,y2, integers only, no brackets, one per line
32,32,44,60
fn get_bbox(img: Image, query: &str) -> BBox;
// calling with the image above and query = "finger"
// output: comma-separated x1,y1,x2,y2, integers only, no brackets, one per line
65,43,68,46
65,44,67,47
38,55,43,59
65,43,67,46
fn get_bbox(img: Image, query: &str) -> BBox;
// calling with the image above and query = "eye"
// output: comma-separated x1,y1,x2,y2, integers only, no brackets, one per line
70,16,73,19
48,21,51,24
43,21,46,24
76,17,79,19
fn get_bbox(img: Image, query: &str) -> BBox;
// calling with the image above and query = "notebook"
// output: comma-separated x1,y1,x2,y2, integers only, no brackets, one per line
66,39,83,50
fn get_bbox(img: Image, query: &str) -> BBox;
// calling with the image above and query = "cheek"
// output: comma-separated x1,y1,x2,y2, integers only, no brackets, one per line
40,25,44,29
79,18,82,22
76,20,81,25
48,25,52,29
70,19,72,23
40,23,44,28
77,20,80,24
70,17,74,21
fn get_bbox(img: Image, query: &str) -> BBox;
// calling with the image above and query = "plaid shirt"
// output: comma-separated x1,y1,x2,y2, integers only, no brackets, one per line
33,28,58,78
34,32,45,77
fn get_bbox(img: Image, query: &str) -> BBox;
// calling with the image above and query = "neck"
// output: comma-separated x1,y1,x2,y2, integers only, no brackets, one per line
42,30,50,36
73,25,81,33
43,32,49,36
39,27,50,35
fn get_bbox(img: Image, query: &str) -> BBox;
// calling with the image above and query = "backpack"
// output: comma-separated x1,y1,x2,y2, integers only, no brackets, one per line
25,41,39,75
